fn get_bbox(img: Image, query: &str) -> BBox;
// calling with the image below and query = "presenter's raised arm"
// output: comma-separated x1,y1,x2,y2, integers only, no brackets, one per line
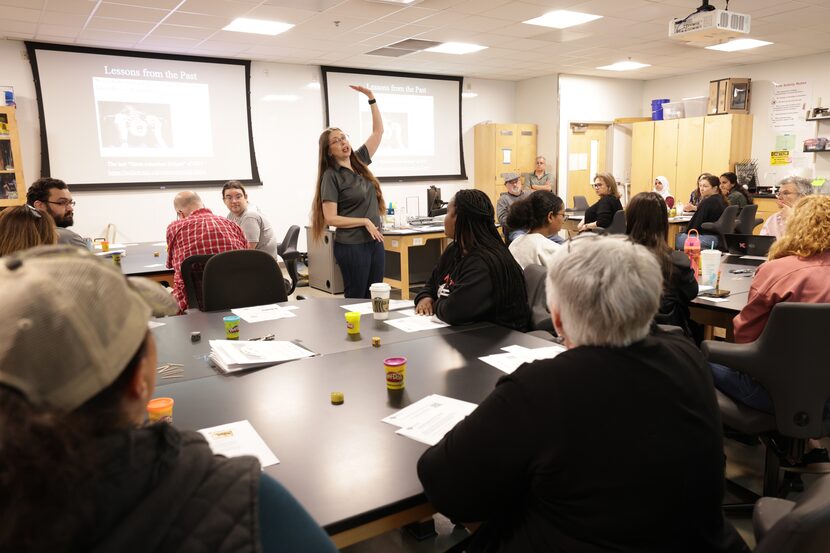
350,85,384,158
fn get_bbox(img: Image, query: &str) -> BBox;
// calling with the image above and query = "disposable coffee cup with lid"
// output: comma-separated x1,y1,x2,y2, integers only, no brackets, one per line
369,282,391,320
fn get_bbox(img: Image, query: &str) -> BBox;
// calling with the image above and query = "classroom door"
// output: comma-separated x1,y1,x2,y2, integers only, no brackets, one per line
567,124,607,209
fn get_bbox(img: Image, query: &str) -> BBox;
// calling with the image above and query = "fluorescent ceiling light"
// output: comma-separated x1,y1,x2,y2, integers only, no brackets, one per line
596,61,651,71
523,10,602,29
462,91,478,98
425,42,487,55
705,39,773,52
223,18,294,36
262,94,299,102
306,81,321,90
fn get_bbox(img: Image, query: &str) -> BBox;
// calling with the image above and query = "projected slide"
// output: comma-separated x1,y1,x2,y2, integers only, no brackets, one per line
27,43,258,188
323,67,464,181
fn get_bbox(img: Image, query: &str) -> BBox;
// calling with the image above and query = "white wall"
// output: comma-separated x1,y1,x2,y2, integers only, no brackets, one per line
1,39,516,250
516,75,558,183
643,52,830,188
556,74,644,201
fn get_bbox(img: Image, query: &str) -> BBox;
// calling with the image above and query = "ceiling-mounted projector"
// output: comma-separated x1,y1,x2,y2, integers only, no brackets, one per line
669,9,750,44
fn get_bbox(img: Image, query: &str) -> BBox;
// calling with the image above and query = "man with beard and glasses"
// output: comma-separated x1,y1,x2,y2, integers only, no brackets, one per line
26,178,87,249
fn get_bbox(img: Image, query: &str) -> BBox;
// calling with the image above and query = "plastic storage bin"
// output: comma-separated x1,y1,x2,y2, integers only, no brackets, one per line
683,97,707,117
663,101,685,120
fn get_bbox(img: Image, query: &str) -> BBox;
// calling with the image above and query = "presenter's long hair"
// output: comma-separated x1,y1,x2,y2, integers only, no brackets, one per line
451,189,529,328
311,127,385,242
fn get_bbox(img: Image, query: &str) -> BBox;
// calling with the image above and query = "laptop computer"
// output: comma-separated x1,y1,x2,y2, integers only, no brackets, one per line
724,234,776,265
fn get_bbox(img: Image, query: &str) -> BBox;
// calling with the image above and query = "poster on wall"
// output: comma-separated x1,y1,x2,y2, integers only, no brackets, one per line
768,80,814,179
770,81,810,133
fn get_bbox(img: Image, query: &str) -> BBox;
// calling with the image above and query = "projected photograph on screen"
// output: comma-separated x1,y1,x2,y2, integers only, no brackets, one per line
27,42,259,190
322,67,465,181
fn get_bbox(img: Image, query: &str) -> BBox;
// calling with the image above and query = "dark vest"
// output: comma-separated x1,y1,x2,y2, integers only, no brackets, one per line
75,424,260,553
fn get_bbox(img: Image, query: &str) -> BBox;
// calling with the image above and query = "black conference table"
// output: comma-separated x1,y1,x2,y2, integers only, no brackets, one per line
151,298,553,547
151,298,490,384
690,258,761,340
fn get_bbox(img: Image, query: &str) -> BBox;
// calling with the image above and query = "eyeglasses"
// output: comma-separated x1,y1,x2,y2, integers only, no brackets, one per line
592,183,604,188
776,190,797,198
46,200,76,207
329,134,349,146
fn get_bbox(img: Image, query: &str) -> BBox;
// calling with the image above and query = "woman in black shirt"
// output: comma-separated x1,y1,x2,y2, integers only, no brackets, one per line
414,189,529,331
627,192,700,340
675,175,726,250
578,172,623,231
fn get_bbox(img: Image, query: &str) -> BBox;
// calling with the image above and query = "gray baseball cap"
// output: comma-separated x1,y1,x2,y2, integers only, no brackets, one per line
0,245,178,411
502,172,520,183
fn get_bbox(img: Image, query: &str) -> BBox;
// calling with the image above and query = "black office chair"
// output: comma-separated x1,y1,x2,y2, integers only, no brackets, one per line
202,249,288,311
180,254,214,311
734,204,764,235
523,264,555,334
603,209,626,235
702,303,830,512
753,474,830,553
277,225,301,296
701,204,739,251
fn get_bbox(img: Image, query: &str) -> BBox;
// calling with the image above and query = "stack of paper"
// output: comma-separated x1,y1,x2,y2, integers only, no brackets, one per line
382,394,478,446
209,340,314,373
339,299,413,315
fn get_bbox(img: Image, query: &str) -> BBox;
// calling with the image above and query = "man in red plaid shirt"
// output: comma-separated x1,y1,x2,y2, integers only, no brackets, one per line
166,191,248,311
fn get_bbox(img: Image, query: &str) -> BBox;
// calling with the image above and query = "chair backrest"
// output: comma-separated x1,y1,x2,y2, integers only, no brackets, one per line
180,254,214,311
604,209,626,234
277,225,301,296
755,474,830,553
277,225,300,258
734,203,760,234
573,195,589,211
719,303,830,438
701,204,739,250
202,249,287,311
523,264,554,332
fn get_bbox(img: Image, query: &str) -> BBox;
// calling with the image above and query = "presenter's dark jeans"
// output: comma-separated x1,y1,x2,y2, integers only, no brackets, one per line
334,240,385,299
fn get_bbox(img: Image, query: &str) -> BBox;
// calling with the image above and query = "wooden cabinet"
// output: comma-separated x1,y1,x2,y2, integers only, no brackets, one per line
630,114,752,206
474,123,537,211
701,114,753,176
0,106,25,207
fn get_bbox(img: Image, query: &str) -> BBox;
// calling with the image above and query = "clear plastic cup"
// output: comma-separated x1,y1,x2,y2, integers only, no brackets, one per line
700,249,722,287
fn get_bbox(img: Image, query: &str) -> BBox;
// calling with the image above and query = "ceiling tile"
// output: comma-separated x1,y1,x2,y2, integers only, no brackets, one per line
88,17,158,34
96,3,169,23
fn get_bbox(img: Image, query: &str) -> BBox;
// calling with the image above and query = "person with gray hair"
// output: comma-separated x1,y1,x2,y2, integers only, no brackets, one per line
761,176,813,237
418,235,747,553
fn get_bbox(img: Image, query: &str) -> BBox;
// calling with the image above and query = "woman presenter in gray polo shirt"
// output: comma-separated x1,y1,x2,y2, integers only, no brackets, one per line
311,85,385,298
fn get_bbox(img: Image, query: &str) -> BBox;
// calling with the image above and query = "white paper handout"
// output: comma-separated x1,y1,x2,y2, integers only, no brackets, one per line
198,420,279,468
384,314,449,332
231,303,297,323
698,296,730,303
339,299,413,315
209,340,315,373
479,343,566,374
382,394,478,446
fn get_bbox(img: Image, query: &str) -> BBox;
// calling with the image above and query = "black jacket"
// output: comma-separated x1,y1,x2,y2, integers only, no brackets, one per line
415,243,530,332
584,195,623,228
686,194,727,235
418,331,748,553
655,251,699,336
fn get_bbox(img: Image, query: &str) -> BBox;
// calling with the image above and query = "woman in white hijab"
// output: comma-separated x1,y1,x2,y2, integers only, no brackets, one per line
653,176,675,208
